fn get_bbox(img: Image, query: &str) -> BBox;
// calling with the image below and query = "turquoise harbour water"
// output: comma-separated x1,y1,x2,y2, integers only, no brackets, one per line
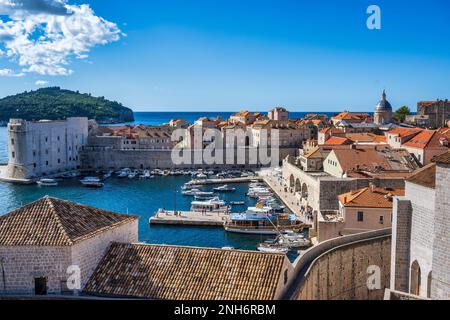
0,112,331,253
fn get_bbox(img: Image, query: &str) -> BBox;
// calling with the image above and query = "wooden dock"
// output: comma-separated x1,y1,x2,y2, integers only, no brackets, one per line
149,210,229,227
188,176,262,185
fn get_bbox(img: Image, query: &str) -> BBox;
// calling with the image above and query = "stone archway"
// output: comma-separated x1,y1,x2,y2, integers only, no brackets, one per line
302,183,308,200
410,260,421,296
295,178,301,193
289,175,295,189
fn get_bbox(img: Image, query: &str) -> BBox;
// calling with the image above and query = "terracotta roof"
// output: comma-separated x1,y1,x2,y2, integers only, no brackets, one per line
402,130,448,150
332,112,371,122
407,163,436,189
345,133,387,144
323,136,353,146
320,127,345,135
432,151,450,164
339,187,404,208
331,146,420,173
0,197,138,246
387,127,422,138
84,243,286,300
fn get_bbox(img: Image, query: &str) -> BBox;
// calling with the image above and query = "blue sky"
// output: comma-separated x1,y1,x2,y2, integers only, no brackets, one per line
0,0,449,112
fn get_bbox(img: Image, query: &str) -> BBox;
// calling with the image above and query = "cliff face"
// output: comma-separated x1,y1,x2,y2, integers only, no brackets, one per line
0,87,135,124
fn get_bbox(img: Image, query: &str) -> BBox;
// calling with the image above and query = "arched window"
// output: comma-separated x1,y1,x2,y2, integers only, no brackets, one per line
410,260,421,296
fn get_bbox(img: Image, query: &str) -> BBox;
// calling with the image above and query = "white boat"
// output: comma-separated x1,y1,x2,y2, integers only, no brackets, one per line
37,179,58,187
128,173,137,179
191,197,230,213
257,245,289,254
182,189,201,196
213,185,236,193
196,173,208,179
139,170,152,179
80,177,104,188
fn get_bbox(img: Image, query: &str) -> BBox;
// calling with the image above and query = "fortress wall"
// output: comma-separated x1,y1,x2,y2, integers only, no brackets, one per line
284,229,392,300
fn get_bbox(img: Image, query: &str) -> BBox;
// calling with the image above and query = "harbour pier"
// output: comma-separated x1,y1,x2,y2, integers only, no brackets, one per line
187,176,263,185
149,210,229,227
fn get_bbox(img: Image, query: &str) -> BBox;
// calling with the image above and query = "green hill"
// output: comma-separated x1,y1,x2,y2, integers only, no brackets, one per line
0,87,134,124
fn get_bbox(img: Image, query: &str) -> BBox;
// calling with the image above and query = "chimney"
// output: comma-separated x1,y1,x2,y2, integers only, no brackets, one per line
369,182,375,192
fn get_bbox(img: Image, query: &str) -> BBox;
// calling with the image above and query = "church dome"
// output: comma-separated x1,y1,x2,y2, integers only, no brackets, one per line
376,90,392,111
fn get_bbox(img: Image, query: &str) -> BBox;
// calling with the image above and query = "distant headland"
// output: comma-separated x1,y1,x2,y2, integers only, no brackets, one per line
0,87,134,124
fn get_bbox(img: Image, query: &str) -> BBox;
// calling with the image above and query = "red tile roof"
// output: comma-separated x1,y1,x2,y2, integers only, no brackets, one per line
0,197,138,246
403,130,449,150
323,136,353,146
84,243,286,300
339,187,404,208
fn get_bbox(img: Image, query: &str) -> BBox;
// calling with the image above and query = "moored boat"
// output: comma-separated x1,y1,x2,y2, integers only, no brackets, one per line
37,179,58,187
213,185,236,193
191,197,230,213
224,205,304,235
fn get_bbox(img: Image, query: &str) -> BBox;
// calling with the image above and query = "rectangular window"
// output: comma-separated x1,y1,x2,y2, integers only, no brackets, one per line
11,138,14,145
379,216,384,225
357,212,364,222
11,151,15,159
284,270,289,285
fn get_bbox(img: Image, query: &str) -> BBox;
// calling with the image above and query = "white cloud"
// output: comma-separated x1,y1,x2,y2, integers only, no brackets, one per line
0,0,123,76
0,68,24,77
35,79,49,86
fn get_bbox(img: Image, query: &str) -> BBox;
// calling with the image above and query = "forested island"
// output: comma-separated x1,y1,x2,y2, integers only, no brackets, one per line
0,87,134,124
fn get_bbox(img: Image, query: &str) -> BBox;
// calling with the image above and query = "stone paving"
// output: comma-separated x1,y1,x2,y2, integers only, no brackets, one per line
260,170,314,226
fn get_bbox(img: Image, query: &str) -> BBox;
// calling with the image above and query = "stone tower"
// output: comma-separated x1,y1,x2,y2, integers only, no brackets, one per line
374,90,393,125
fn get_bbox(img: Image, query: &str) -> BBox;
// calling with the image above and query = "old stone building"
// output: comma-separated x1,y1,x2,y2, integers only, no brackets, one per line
391,152,450,300
0,197,138,296
90,124,176,151
2,117,89,182
268,107,289,121
416,99,450,128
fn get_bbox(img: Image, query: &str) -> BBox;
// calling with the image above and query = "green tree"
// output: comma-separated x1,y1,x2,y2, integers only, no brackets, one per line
395,106,411,122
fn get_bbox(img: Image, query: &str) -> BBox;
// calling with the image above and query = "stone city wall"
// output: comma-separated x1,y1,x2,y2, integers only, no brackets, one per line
80,147,298,170
284,228,392,300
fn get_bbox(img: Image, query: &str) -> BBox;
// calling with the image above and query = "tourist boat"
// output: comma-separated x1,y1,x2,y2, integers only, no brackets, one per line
224,205,304,235
80,177,104,188
37,179,58,187
190,197,230,213
213,185,236,193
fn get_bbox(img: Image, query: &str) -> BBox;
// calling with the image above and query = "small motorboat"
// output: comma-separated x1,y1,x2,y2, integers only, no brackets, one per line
213,185,236,193
230,201,245,206
80,177,104,188
194,195,215,201
37,179,58,187
257,244,289,254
